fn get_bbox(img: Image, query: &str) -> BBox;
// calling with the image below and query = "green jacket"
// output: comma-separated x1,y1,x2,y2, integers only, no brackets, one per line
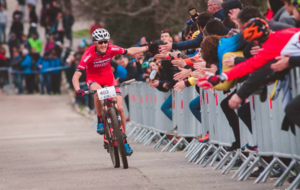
28,37,42,53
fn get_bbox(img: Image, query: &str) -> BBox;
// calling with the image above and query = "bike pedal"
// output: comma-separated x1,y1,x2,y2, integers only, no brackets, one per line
103,143,108,150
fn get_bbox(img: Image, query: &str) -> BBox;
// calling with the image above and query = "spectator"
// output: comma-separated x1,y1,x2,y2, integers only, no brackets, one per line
8,33,19,58
17,0,26,20
89,20,104,36
53,41,62,57
28,3,38,24
116,55,143,83
52,12,65,43
20,34,31,52
36,53,51,94
11,47,23,94
173,35,181,43
111,59,127,79
13,5,23,21
28,32,42,53
207,0,225,21
0,4,7,43
63,8,74,47
49,0,61,25
50,52,61,94
40,3,52,38
44,34,55,53
222,0,242,18
0,45,7,89
20,48,34,94
10,14,23,41
160,30,173,43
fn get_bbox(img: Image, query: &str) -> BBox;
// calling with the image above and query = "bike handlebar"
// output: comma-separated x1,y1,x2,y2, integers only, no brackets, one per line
83,79,136,95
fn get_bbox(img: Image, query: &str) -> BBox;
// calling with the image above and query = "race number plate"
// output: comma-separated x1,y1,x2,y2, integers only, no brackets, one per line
97,87,116,100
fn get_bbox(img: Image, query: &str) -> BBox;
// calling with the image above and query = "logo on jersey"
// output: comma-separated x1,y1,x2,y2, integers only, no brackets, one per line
84,53,92,62
111,48,121,51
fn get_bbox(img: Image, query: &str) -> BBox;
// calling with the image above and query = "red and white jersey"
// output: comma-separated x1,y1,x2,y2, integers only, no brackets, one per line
224,28,300,81
77,43,126,75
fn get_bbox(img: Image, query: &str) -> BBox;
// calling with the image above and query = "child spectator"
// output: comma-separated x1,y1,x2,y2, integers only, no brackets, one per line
36,53,51,94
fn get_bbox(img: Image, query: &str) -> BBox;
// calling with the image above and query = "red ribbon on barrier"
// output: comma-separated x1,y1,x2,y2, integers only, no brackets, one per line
206,92,209,104
215,94,218,106
269,98,273,110
200,94,203,106
181,100,183,109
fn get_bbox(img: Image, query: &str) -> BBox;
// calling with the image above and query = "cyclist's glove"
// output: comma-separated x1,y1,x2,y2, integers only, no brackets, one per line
76,89,85,97
147,43,159,54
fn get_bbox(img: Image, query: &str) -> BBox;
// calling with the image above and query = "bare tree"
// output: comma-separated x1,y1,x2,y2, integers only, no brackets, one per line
73,0,266,46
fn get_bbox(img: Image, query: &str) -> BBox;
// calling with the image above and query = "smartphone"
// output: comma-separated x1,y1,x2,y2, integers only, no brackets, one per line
188,8,198,21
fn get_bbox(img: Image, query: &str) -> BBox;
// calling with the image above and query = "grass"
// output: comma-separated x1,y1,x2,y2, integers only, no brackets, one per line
73,29,90,38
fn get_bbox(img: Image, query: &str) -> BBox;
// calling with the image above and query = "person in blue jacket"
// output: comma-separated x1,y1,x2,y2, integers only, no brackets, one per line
50,52,62,94
36,52,52,94
20,49,34,94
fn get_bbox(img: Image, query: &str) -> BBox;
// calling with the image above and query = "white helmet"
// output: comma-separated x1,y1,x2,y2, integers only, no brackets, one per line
92,28,110,41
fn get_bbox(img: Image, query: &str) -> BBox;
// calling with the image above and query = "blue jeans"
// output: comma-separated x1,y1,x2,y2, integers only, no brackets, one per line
13,73,23,94
161,94,172,121
0,24,6,43
40,73,51,94
189,96,201,123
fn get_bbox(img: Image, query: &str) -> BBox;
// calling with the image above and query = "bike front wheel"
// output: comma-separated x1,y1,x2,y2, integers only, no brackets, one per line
109,108,128,169
105,123,120,168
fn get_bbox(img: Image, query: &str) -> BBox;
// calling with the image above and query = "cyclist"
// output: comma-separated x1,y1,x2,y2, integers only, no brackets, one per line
72,28,157,156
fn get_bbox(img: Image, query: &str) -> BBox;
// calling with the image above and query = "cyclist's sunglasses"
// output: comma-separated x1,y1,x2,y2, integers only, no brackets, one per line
96,41,108,45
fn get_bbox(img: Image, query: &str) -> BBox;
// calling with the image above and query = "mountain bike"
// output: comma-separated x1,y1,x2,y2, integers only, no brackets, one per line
84,79,135,169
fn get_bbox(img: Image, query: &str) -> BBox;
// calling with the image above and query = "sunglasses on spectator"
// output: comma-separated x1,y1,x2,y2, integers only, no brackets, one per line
96,41,108,45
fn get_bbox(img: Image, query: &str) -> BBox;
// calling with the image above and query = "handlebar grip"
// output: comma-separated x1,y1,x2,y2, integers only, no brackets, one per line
84,90,90,95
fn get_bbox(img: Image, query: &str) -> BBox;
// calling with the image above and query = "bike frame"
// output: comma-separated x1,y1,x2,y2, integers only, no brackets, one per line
102,97,125,147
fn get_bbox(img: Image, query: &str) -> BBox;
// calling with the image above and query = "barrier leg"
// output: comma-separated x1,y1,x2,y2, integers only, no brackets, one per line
288,172,300,190
238,156,260,181
214,150,232,170
203,146,220,167
127,125,138,138
130,126,141,139
161,137,177,152
140,130,152,143
186,142,201,158
195,144,214,165
254,157,277,184
221,150,241,174
274,159,297,187
154,134,167,149
187,143,206,162
183,139,196,152
133,128,146,142
169,137,189,152
144,132,158,145
135,128,148,142
232,154,252,178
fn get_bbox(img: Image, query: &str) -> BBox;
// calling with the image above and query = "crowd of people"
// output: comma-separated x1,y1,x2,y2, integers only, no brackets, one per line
89,0,299,181
0,0,75,95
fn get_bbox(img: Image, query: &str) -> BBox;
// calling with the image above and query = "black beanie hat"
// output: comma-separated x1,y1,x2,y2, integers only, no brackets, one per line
222,0,242,18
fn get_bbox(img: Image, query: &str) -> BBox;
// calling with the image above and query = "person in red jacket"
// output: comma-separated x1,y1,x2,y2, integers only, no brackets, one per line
89,20,104,36
199,18,300,88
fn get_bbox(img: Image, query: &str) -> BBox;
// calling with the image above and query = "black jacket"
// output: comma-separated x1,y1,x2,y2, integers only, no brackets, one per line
161,60,180,90
10,21,23,40
118,62,143,83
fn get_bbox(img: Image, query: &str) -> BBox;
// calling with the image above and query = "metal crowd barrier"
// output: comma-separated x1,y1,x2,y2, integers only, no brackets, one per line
123,76,300,189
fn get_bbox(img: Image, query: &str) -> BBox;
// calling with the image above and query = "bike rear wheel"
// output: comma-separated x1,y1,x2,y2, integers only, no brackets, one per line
105,123,120,168
109,108,128,169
